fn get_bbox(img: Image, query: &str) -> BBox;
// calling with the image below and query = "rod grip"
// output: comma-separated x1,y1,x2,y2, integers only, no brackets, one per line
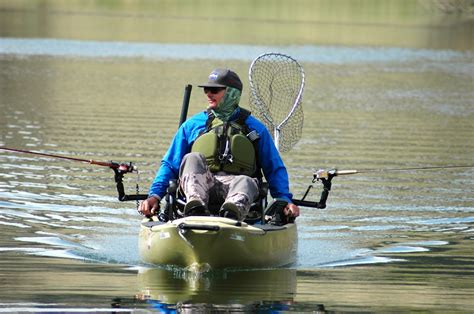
179,84,192,127
336,170,358,176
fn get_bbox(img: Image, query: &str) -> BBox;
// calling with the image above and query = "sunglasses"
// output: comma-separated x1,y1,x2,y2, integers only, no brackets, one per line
203,87,226,94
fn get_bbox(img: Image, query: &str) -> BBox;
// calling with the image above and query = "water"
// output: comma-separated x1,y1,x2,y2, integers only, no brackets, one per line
1,1,473,312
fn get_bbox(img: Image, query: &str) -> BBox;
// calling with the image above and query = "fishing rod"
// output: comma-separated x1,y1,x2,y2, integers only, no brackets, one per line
1,84,196,204
0,146,147,202
179,84,192,127
294,164,474,207
0,146,135,171
315,165,474,179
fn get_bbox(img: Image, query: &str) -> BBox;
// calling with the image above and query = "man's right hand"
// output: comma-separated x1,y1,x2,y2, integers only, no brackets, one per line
138,195,160,217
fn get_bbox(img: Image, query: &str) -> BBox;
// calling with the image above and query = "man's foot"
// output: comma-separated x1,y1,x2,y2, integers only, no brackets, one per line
184,198,209,216
219,202,240,220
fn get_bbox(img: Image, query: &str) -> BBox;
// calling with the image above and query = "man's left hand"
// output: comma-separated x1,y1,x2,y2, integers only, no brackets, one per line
284,203,300,218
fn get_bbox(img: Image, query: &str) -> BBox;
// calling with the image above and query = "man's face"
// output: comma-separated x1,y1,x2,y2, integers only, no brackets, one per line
204,87,226,109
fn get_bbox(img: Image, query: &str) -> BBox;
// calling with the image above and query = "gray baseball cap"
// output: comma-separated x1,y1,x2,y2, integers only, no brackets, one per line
198,68,243,92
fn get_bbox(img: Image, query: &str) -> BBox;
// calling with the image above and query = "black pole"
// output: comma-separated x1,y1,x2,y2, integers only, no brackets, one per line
179,84,192,127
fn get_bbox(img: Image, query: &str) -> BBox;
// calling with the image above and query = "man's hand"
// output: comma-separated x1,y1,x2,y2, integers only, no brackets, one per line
284,203,300,218
138,196,160,217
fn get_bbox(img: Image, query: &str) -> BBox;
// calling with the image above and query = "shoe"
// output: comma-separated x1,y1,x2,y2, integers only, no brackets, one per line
184,198,209,216
219,202,240,220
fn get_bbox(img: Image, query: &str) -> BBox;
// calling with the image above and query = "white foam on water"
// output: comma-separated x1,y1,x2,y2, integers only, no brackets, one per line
0,220,31,228
375,246,430,254
412,216,474,225
29,249,90,261
0,207,50,221
14,236,90,249
404,240,449,246
318,256,404,268
0,247,44,253
81,234,141,265
352,225,410,231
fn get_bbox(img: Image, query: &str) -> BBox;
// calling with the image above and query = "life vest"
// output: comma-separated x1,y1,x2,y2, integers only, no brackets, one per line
191,108,260,176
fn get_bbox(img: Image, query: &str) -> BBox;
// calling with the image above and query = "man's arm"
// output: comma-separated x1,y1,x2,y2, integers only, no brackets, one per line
148,128,189,198
254,124,293,201
247,117,300,218
139,112,208,217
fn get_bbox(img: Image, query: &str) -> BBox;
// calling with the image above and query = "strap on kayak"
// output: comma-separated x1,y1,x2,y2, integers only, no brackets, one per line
178,223,220,231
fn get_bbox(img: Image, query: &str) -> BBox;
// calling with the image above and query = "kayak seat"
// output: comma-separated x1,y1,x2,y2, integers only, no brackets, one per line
159,179,268,224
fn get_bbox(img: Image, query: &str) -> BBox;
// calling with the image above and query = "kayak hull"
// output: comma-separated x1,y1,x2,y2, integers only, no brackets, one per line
139,216,297,270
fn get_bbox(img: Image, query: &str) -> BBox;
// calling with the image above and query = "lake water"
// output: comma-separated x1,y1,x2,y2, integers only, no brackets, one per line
0,1,473,312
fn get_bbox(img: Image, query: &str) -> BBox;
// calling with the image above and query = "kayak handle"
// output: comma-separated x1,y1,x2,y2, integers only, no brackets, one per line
178,223,220,231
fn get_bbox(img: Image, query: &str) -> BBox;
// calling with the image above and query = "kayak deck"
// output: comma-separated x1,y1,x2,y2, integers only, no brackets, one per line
139,216,297,270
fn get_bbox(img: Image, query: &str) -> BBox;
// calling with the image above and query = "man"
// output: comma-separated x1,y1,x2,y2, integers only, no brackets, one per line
139,68,299,221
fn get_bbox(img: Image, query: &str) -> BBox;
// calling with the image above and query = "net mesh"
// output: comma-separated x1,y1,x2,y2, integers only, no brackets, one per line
249,53,304,152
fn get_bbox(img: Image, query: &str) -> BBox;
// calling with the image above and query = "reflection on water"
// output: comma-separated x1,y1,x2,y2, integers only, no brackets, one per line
135,268,299,312
0,0,473,312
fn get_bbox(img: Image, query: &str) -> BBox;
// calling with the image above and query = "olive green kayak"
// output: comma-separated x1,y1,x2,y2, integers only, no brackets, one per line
139,216,297,270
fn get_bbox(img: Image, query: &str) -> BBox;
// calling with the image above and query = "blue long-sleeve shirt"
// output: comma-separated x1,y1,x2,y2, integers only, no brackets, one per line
148,108,293,203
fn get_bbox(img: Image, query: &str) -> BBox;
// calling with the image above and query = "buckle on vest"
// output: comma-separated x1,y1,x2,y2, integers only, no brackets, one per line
247,130,260,142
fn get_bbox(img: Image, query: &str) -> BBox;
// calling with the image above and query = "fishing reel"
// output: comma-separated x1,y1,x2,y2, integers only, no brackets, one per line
110,161,147,202
110,161,138,174
292,168,340,209
314,168,357,180
313,169,337,191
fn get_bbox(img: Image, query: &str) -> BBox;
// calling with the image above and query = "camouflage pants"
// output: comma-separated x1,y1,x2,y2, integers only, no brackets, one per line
179,152,259,217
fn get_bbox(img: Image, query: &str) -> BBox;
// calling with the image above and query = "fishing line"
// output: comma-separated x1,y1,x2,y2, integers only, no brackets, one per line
315,165,474,180
357,165,474,173
0,146,148,202
344,165,474,175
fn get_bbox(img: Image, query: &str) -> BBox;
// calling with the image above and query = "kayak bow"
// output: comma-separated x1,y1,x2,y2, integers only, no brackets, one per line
139,216,297,270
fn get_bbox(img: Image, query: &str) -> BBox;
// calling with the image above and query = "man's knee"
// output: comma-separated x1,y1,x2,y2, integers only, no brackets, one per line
234,175,258,187
229,175,259,200
182,152,207,165
179,152,208,175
